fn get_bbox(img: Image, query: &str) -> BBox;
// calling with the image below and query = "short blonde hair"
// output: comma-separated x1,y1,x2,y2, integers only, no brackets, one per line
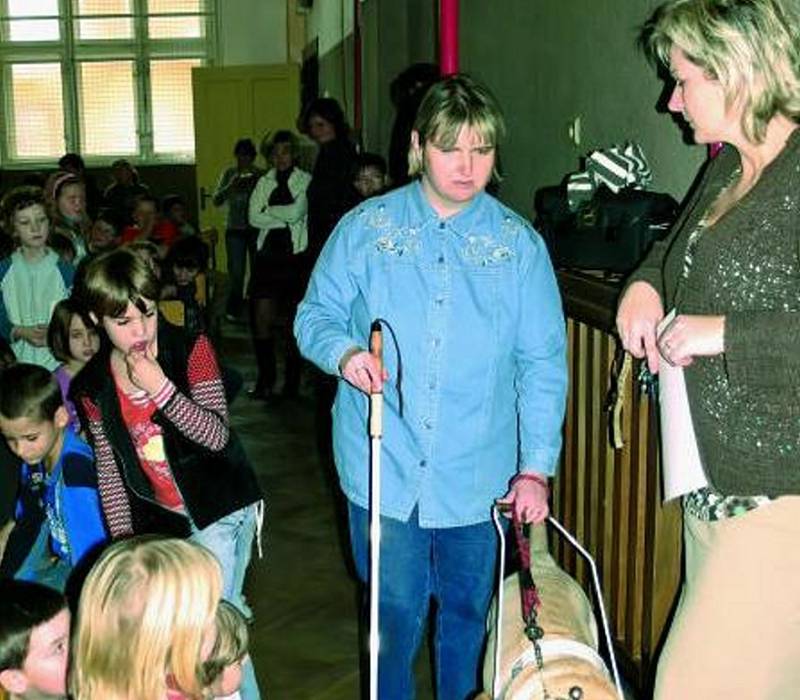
408,74,505,178
645,0,800,143
71,537,222,700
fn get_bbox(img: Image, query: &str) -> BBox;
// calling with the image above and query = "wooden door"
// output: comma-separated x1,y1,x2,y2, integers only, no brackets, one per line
192,64,300,270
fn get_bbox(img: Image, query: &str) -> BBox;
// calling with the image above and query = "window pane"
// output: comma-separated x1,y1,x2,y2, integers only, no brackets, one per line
147,0,203,38
151,58,199,155
75,17,133,39
148,16,202,39
7,0,59,41
148,0,203,12
78,61,137,155
75,0,134,40
9,63,65,158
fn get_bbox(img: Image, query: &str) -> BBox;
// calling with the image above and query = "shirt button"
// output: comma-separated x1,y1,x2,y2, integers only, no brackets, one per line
420,459,427,468
432,338,441,347
438,222,446,230
435,297,444,305
438,255,445,264
423,419,433,429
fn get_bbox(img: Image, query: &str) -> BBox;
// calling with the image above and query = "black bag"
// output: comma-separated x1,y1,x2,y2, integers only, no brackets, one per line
534,184,678,273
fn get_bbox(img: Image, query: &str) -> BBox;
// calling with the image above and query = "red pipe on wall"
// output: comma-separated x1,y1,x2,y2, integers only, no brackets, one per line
439,0,459,75
353,0,362,134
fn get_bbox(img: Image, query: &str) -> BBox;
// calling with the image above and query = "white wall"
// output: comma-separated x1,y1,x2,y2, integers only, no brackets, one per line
306,0,354,57
217,0,288,66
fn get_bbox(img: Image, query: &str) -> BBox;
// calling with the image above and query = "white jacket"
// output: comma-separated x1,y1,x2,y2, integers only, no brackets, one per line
248,167,312,254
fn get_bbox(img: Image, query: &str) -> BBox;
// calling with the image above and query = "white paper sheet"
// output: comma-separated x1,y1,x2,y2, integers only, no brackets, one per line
657,309,708,501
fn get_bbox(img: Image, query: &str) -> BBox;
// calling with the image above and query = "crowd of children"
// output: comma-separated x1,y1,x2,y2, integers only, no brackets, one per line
0,135,391,699
0,155,263,700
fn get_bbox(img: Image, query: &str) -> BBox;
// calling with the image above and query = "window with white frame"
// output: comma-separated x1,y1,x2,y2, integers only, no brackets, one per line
0,0,216,165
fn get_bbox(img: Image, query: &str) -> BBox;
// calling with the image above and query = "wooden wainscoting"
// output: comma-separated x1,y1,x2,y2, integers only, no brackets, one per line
551,271,683,693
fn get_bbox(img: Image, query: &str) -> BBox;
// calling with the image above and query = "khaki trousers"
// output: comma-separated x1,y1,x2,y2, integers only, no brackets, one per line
655,496,800,699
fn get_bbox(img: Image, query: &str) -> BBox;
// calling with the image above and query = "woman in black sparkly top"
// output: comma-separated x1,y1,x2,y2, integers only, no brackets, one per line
618,0,800,696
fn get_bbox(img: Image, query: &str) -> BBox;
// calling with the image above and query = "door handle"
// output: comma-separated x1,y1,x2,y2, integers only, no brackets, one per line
199,186,213,211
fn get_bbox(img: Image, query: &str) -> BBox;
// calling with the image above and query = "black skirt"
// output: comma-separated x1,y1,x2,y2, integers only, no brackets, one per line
249,227,304,300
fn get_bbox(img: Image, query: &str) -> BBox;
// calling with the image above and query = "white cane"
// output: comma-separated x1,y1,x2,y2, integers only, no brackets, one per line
368,321,384,700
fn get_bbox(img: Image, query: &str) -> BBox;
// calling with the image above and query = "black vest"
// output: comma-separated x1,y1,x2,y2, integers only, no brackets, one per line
71,319,262,537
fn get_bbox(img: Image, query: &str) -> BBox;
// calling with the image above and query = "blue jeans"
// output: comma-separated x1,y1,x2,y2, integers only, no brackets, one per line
225,227,257,317
191,503,261,700
14,524,70,592
348,502,498,700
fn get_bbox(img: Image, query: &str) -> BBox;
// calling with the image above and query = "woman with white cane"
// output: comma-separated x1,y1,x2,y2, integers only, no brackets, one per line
295,74,567,699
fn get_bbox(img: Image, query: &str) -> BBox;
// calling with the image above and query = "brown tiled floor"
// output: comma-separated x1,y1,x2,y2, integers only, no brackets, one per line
218,320,435,699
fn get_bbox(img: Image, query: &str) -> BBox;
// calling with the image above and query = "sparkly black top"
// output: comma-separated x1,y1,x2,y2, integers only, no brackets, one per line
630,129,800,497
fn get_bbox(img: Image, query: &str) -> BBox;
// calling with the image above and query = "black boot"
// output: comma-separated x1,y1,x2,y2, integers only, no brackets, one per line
249,338,276,400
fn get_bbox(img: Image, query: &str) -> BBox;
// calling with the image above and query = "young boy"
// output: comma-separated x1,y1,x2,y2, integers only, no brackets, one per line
0,364,107,593
161,194,198,239
353,152,388,200
0,579,70,700
160,235,210,337
120,194,178,250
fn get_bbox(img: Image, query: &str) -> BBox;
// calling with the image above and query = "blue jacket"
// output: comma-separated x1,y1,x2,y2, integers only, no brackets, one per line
295,181,567,527
16,427,107,567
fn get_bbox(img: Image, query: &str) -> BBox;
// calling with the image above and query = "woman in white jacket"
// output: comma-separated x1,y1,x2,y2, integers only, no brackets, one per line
247,130,311,401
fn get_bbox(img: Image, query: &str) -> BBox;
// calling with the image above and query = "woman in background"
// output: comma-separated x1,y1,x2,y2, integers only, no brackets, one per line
301,98,359,267
247,130,311,402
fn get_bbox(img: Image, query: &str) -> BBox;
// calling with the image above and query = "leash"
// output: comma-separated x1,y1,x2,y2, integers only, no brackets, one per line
490,508,624,700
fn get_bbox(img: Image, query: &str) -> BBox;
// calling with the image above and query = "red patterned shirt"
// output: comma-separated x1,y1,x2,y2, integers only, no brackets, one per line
116,382,184,512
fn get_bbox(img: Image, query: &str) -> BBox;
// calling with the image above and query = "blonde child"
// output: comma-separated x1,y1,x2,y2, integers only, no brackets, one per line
200,600,250,700
71,537,222,700
47,299,100,432
0,188,74,370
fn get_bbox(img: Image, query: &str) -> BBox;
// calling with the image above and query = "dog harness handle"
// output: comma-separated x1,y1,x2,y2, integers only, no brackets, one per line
512,509,545,641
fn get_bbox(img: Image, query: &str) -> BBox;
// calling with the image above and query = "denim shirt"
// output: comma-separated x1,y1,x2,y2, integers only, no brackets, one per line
295,181,567,527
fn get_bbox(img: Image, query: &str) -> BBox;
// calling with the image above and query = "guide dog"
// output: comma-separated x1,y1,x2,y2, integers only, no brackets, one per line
478,524,619,699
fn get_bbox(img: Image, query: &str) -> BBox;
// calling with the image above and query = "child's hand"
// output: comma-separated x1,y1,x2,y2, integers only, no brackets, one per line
125,341,166,395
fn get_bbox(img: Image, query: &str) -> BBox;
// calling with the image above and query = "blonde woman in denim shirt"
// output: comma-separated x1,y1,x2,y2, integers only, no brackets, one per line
296,74,567,700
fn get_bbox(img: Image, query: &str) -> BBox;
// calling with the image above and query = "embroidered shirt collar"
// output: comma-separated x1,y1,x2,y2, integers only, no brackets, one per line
408,179,487,239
